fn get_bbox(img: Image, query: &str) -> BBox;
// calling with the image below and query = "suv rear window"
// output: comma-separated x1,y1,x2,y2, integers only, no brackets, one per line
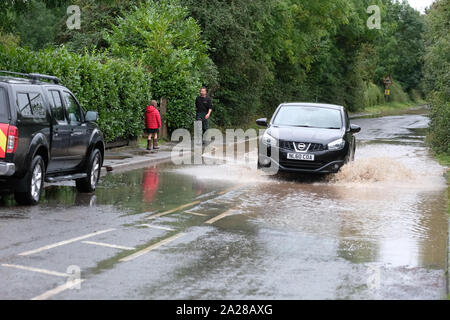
17,93,32,116
16,92,46,118
0,87,9,122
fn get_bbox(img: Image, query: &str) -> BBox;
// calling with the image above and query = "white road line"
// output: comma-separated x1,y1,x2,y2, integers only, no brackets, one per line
195,191,216,200
185,211,208,217
139,224,175,231
119,233,186,262
81,241,135,251
18,228,116,256
1,264,69,278
31,279,85,300
146,201,201,220
205,210,234,224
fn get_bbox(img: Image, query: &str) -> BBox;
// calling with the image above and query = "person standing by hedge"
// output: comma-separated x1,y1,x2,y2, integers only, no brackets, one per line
195,87,213,138
145,100,161,151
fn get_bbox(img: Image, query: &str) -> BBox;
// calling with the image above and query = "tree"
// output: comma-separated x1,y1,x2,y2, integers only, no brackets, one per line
107,0,217,130
181,0,352,124
375,0,425,91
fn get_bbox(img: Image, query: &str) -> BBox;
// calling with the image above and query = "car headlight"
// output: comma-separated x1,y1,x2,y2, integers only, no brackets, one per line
262,131,278,146
328,138,345,150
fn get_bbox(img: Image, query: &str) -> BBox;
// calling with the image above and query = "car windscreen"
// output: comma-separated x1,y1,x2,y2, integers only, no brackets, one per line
272,106,342,129
0,87,9,123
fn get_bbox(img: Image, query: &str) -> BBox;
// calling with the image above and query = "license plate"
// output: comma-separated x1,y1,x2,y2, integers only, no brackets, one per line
287,153,315,161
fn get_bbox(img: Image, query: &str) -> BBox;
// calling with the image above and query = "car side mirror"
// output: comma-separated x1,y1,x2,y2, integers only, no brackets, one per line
256,118,268,127
350,124,361,133
85,111,99,122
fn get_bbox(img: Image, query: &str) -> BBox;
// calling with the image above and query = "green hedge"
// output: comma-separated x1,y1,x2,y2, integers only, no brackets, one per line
0,43,152,142
423,0,450,156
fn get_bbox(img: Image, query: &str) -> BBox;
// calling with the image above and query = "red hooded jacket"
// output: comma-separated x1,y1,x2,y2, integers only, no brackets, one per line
145,105,161,129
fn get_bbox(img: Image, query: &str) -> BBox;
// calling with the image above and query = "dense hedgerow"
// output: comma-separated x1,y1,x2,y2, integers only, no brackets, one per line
423,0,450,155
0,43,152,142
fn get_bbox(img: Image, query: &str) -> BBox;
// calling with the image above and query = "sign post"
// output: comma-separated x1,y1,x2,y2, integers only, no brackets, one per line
383,75,393,102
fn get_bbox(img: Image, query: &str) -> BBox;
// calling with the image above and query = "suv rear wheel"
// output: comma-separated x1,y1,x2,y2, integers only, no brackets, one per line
14,155,45,206
76,149,102,193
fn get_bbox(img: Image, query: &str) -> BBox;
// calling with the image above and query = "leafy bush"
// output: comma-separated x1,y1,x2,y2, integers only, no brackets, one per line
409,89,424,104
427,93,450,154
0,42,152,142
423,0,450,155
389,82,409,103
367,82,384,106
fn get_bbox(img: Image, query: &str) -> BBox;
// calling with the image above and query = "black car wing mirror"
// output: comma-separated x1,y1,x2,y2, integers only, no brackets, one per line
256,118,268,127
85,111,99,122
350,124,361,133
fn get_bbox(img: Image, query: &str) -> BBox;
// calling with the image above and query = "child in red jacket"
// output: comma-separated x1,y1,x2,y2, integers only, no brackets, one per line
145,100,162,151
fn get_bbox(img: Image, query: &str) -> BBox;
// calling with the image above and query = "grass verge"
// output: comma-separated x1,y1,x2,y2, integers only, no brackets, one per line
434,153,450,216
353,101,423,117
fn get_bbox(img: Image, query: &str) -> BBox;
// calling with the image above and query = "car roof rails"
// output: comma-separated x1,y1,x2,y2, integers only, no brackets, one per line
0,70,60,84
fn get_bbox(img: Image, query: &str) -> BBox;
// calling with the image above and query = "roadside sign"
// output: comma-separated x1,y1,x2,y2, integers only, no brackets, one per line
385,89,391,96
384,75,393,87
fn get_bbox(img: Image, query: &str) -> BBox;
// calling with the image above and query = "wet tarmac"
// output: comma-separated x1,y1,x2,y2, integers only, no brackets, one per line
0,110,448,299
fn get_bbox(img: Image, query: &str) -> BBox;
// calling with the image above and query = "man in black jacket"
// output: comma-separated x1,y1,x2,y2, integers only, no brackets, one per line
195,87,213,137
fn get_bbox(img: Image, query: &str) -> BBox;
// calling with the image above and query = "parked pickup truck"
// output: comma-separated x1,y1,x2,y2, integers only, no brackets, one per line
0,71,105,205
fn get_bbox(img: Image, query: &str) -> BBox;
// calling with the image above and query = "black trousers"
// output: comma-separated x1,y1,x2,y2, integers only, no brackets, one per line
196,113,209,134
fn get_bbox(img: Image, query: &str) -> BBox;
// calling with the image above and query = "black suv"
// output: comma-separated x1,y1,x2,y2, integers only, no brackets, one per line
0,71,105,205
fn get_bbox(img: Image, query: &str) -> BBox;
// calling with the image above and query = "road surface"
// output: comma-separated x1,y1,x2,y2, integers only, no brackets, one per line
0,109,448,300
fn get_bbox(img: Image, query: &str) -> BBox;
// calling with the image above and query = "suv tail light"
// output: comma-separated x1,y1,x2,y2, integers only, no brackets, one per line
6,126,18,153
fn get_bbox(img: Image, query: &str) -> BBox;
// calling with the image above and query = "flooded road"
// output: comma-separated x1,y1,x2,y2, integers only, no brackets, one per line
0,110,448,299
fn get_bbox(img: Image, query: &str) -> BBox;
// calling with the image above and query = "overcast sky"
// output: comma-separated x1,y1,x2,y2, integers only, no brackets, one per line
407,0,435,13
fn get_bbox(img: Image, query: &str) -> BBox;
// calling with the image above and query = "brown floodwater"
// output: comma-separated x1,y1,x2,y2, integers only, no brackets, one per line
166,112,448,299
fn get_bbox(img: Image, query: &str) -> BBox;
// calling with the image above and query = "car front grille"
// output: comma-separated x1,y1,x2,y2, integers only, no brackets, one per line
279,141,327,152
279,159,325,170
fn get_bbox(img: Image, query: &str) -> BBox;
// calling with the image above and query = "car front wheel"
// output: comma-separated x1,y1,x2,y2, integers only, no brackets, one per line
14,155,45,206
76,149,102,193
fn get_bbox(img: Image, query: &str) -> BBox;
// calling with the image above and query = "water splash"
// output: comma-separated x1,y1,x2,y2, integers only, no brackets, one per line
330,157,415,183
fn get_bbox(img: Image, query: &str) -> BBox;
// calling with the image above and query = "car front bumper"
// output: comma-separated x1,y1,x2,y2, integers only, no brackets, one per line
0,162,15,176
259,155,345,173
258,144,348,174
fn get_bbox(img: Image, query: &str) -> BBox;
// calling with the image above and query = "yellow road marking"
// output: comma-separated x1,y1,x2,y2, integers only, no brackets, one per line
139,224,175,231
119,233,186,262
32,279,85,300
205,210,234,224
81,241,135,251
146,201,201,220
18,228,116,256
185,211,208,217
1,264,69,278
